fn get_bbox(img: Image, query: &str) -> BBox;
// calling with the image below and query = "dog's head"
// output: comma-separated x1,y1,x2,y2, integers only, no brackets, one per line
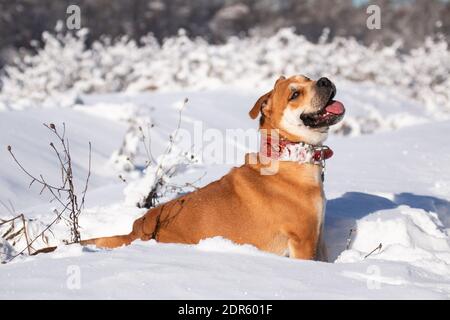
249,75,345,145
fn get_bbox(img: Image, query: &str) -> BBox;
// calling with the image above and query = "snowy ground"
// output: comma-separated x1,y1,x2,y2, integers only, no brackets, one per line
1,81,450,299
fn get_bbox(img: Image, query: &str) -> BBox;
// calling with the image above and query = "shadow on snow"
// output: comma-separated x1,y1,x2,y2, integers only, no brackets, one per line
325,192,450,261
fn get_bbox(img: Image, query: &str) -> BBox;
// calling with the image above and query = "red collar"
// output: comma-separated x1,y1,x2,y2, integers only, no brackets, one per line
260,134,333,164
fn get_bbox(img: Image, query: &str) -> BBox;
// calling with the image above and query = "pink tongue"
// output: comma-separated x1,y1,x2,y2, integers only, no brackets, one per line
325,100,345,115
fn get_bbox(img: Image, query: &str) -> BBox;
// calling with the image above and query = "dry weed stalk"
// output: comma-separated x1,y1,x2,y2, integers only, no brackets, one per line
4,123,91,260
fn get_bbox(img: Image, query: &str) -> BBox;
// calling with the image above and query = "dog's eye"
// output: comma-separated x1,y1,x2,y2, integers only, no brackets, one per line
290,91,300,100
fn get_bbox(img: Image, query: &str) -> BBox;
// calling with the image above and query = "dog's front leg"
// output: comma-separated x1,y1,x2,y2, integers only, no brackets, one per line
287,235,317,260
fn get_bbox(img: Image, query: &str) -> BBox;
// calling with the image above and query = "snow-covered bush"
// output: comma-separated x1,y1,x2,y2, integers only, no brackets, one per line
0,26,449,117
97,98,199,209
123,149,198,209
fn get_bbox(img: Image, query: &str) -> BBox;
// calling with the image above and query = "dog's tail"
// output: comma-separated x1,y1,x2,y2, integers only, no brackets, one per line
32,208,159,255
31,233,137,256
80,209,159,249
80,234,135,248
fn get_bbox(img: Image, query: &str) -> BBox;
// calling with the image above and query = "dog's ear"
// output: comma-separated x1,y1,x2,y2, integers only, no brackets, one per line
249,90,272,119
275,75,286,85
249,76,285,119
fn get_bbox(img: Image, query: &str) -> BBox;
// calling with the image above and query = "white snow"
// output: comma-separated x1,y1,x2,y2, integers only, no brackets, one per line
0,240,445,299
1,83,450,299
337,207,450,275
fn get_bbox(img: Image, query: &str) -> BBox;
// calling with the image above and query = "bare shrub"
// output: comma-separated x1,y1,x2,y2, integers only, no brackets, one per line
4,122,91,259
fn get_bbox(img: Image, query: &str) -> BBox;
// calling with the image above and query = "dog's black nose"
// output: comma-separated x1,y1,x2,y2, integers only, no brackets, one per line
317,77,332,88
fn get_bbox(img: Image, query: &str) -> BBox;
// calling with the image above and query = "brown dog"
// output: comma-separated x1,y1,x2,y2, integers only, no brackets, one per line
81,75,345,261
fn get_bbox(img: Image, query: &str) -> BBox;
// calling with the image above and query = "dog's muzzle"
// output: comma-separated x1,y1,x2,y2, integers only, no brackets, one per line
300,77,345,128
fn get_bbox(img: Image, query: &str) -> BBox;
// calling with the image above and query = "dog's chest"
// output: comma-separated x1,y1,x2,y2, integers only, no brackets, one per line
255,174,324,236
271,189,325,256
228,162,325,254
